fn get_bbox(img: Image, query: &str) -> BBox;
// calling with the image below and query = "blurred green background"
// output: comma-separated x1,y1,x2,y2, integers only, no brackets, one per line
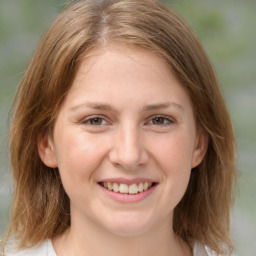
0,0,255,255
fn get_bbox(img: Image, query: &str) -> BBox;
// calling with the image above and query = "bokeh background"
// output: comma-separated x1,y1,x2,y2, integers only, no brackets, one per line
0,0,255,255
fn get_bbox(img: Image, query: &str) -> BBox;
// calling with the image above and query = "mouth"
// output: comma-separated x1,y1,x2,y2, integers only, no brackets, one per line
98,181,157,195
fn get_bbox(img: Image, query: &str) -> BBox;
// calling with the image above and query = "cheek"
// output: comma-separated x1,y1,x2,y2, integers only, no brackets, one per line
53,132,111,212
151,131,195,171
54,131,109,185
150,132,194,205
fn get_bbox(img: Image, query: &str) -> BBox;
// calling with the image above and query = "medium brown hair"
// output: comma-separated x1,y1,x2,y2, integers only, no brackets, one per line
3,0,236,254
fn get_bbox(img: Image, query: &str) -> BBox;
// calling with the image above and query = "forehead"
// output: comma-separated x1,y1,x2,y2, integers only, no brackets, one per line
62,43,193,113
76,43,172,82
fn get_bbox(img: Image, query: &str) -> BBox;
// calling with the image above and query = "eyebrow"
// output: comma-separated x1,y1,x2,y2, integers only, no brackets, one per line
143,102,184,111
69,102,115,112
69,101,184,112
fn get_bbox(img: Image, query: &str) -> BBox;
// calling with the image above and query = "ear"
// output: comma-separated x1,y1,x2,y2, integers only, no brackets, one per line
191,129,209,168
37,133,58,168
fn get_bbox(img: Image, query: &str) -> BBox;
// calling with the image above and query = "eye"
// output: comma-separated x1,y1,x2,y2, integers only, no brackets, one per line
148,116,174,126
88,117,104,125
82,116,107,126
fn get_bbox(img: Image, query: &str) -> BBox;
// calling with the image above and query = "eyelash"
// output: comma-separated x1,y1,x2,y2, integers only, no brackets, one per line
81,115,108,126
81,115,174,127
147,115,174,126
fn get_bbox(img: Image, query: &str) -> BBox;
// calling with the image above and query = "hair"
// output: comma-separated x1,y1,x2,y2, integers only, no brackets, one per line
2,0,236,255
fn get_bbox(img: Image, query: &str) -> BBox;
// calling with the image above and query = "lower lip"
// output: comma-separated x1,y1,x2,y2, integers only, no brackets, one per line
98,184,157,203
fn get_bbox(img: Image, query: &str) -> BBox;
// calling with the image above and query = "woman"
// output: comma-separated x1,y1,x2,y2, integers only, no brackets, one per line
2,0,236,255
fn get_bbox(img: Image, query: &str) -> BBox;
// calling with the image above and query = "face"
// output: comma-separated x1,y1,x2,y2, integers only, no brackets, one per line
38,44,207,237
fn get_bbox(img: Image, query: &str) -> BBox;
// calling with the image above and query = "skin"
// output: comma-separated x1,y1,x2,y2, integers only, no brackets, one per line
38,44,208,256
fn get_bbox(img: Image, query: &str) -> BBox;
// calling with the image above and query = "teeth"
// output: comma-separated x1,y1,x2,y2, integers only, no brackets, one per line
120,184,129,193
107,182,112,190
143,182,149,190
113,183,119,192
102,182,153,194
129,184,138,194
138,183,144,192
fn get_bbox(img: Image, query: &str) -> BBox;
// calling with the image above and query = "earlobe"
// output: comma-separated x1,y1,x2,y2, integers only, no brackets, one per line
37,133,58,168
191,130,209,168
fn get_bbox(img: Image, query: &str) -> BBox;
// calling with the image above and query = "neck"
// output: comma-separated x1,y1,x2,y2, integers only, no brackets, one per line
53,215,191,256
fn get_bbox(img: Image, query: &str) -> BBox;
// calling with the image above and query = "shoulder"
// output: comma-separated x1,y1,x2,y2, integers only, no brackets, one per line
3,239,56,256
193,242,237,256
193,242,217,256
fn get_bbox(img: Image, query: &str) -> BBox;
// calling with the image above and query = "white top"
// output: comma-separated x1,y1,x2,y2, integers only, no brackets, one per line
4,239,215,256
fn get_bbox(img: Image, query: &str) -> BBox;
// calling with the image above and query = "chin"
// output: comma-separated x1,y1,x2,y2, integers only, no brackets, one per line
103,212,156,237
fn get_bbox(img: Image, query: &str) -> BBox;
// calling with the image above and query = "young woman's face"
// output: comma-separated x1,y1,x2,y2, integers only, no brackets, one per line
39,44,207,237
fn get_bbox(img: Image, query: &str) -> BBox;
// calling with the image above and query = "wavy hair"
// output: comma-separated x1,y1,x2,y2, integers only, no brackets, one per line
2,0,236,255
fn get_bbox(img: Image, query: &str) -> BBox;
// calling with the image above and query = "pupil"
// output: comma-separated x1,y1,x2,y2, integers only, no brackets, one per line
91,118,102,125
153,117,164,124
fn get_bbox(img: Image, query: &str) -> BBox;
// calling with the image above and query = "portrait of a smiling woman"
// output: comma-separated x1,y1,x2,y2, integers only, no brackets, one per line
1,0,236,256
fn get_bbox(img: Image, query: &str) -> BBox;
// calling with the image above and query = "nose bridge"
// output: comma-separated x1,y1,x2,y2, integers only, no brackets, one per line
109,122,148,169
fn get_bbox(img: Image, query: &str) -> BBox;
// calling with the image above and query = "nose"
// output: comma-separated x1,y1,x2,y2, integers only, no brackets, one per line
108,124,149,170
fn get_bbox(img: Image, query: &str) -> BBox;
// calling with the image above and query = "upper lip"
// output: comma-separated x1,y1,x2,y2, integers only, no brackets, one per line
98,177,157,185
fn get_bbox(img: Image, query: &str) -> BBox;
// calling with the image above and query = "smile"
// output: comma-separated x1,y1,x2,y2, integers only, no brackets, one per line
99,182,154,195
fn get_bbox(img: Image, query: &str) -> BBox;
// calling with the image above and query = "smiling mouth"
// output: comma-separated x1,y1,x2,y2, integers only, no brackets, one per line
98,182,156,195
